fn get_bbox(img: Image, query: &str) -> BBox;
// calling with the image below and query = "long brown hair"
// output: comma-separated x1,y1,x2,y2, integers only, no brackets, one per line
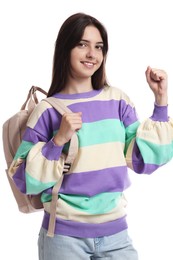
47,13,109,97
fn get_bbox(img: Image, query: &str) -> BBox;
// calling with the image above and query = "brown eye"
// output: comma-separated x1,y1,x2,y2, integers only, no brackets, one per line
96,45,103,50
78,42,87,48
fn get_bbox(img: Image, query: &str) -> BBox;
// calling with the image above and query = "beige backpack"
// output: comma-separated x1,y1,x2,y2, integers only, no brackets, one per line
2,86,78,237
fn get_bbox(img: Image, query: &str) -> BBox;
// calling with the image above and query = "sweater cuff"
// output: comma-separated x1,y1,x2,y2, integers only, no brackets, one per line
42,139,64,160
150,103,168,122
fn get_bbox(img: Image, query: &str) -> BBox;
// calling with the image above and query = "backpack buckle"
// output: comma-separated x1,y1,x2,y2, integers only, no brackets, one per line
63,163,71,173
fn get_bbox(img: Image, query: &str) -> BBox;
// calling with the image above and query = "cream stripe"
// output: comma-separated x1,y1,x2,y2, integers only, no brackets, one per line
26,142,126,181
137,119,173,145
26,142,65,182
126,138,135,159
43,194,127,223
69,142,126,174
125,138,135,170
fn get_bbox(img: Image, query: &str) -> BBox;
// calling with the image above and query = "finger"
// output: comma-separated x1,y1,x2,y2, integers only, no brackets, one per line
62,113,82,131
63,112,82,118
150,68,166,81
62,113,82,124
145,66,151,83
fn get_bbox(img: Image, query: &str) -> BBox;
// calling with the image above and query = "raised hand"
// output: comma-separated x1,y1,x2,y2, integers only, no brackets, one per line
145,66,168,106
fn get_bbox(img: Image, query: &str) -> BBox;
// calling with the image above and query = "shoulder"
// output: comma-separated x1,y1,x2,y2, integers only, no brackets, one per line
102,85,134,105
27,100,58,128
30,99,53,118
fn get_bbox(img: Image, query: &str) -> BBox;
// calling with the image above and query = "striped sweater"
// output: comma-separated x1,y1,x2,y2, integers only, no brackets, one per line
11,86,173,237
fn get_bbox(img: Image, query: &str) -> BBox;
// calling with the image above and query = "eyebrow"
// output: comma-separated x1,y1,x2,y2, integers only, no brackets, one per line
80,39,104,45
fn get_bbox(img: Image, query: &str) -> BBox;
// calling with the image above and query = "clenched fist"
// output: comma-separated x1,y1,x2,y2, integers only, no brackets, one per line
145,66,168,106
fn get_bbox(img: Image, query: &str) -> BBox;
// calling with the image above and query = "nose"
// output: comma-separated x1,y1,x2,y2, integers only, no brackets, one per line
86,47,96,59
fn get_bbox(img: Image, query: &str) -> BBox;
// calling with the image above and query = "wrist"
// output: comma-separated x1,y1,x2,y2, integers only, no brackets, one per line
52,135,67,146
155,94,168,106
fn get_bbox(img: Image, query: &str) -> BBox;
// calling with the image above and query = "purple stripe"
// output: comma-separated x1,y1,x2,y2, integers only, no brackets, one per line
68,100,137,126
42,211,128,238
24,108,62,142
132,141,161,173
58,167,131,196
23,128,48,143
150,104,168,122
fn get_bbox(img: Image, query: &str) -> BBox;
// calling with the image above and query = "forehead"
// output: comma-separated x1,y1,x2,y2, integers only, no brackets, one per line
81,26,103,43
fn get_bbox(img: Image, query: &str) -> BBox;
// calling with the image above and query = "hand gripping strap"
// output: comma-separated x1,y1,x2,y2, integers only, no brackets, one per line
43,97,79,237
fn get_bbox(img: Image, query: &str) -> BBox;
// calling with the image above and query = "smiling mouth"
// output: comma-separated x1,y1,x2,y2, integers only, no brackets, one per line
81,61,96,67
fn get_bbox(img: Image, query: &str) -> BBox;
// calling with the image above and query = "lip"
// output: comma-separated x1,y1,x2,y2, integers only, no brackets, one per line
81,61,96,68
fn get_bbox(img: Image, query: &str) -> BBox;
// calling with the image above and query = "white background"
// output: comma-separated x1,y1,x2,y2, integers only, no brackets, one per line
0,0,173,259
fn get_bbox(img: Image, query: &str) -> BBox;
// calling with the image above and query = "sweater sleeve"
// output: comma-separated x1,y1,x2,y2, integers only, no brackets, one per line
9,101,66,195
125,104,173,173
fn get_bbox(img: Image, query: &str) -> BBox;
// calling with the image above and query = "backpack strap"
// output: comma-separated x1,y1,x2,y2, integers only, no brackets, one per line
43,97,79,237
46,176,64,237
44,96,72,114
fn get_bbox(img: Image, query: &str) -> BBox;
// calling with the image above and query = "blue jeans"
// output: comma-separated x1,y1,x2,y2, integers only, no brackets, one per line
38,227,138,260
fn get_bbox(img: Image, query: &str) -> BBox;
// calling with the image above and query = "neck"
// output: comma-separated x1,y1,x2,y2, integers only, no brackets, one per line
61,77,93,94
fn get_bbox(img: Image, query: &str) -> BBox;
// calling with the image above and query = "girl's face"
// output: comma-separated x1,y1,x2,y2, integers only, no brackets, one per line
70,25,104,81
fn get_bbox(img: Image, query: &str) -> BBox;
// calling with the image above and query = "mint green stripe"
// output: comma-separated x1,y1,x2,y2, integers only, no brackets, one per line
59,192,122,214
124,121,140,155
14,140,34,160
78,119,125,147
26,172,56,194
136,138,173,164
41,192,52,203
